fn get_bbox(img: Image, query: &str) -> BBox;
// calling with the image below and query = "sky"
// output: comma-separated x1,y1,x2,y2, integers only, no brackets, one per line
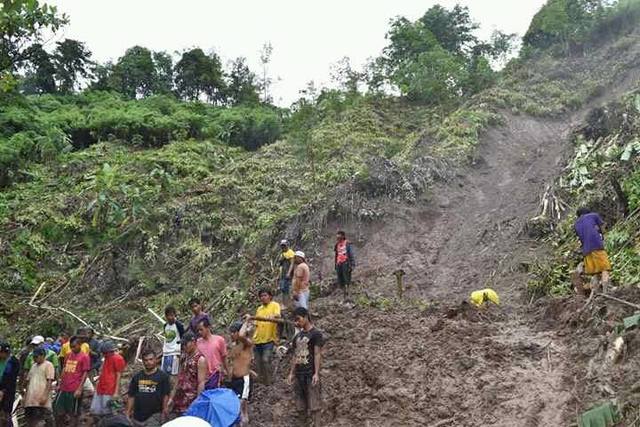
48,0,548,106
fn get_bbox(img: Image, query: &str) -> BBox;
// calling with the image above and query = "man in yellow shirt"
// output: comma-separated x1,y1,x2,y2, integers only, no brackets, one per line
251,289,280,385
277,240,296,304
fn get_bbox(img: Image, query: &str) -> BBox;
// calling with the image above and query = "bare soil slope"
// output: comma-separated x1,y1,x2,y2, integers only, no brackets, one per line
253,68,640,425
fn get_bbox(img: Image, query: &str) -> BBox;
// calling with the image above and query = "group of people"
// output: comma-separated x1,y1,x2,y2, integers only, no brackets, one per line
0,231,357,427
277,231,356,307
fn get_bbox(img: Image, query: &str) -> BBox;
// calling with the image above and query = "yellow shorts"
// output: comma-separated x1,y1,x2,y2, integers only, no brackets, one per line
584,250,611,275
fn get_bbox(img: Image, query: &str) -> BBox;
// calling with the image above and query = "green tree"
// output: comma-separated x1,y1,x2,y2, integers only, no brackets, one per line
153,51,173,94
330,56,362,95
418,5,478,55
20,43,56,94
110,46,157,98
53,38,93,93
0,0,67,72
226,57,259,106
523,0,609,53
174,48,226,103
89,61,115,91
258,42,273,103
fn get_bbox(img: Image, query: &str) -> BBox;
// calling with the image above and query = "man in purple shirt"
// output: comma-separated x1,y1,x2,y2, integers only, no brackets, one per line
188,298,211,334
573,207,611,294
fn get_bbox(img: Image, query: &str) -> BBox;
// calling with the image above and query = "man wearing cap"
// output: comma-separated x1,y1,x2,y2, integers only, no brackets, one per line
91,341,126,421
292,251,311,309
23,336,60,379
23,347,55,427
277,240,296,304
170,332,206,416
225,320,253,426
251,288,280,385
0,341,20,427
54,336,90,426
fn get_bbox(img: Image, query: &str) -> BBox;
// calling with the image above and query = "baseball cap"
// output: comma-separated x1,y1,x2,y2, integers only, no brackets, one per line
280,239,288,246
30,335,45,345
100,340,117,353
0,341,10,353
294,250,306,259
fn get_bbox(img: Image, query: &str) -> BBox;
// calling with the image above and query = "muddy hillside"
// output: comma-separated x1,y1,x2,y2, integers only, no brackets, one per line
252,41,640,427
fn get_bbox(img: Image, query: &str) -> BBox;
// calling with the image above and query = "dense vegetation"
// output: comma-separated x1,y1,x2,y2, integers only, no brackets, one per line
2,0,640,338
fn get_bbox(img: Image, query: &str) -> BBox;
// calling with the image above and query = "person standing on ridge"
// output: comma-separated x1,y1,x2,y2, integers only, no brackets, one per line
573,207,612,294
162,306,184,378
277,240,295,304
287,307,324,427
334,231,356,300
187,298,211,335
251,289,280,385
0,341,20,427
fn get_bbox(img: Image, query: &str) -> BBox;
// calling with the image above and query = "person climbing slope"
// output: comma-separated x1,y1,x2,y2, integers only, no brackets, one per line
573,207,612,294
334,231,356,301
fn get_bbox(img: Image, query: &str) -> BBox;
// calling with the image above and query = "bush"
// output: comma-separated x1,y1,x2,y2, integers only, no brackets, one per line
212,107,283,150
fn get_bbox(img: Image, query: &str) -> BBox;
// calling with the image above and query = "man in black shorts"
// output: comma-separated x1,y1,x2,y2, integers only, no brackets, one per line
287,307,324,426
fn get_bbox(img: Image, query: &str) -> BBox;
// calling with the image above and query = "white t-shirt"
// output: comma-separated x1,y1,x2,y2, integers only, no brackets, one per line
163,322,181,356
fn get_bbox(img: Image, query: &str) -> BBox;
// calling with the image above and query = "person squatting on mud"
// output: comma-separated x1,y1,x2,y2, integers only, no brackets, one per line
225,320,253,426
251,289,281,386
292,251,311,309
288,307,324,427
572,207,612,295
334,231,356,300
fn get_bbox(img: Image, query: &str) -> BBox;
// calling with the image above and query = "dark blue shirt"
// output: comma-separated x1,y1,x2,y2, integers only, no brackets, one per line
575,213,605,255
0,355,20,410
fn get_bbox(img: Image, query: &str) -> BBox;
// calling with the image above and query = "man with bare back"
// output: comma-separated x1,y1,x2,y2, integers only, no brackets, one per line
225,320,253,427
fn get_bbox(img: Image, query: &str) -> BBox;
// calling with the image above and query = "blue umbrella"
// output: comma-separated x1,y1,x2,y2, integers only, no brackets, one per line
185,388,241,427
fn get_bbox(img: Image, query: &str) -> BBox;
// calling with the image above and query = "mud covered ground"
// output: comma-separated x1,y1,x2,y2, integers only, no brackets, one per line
251,66,640,426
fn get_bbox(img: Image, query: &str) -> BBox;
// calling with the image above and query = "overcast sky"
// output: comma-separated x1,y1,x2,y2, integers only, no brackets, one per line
48,0,547,106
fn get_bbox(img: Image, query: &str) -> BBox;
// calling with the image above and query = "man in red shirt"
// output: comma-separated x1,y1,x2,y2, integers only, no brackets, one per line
91,340,126,421
334,230,356,300
54,336,90,427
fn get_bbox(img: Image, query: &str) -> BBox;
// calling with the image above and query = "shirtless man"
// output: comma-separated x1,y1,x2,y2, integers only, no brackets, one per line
225,320,253,427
